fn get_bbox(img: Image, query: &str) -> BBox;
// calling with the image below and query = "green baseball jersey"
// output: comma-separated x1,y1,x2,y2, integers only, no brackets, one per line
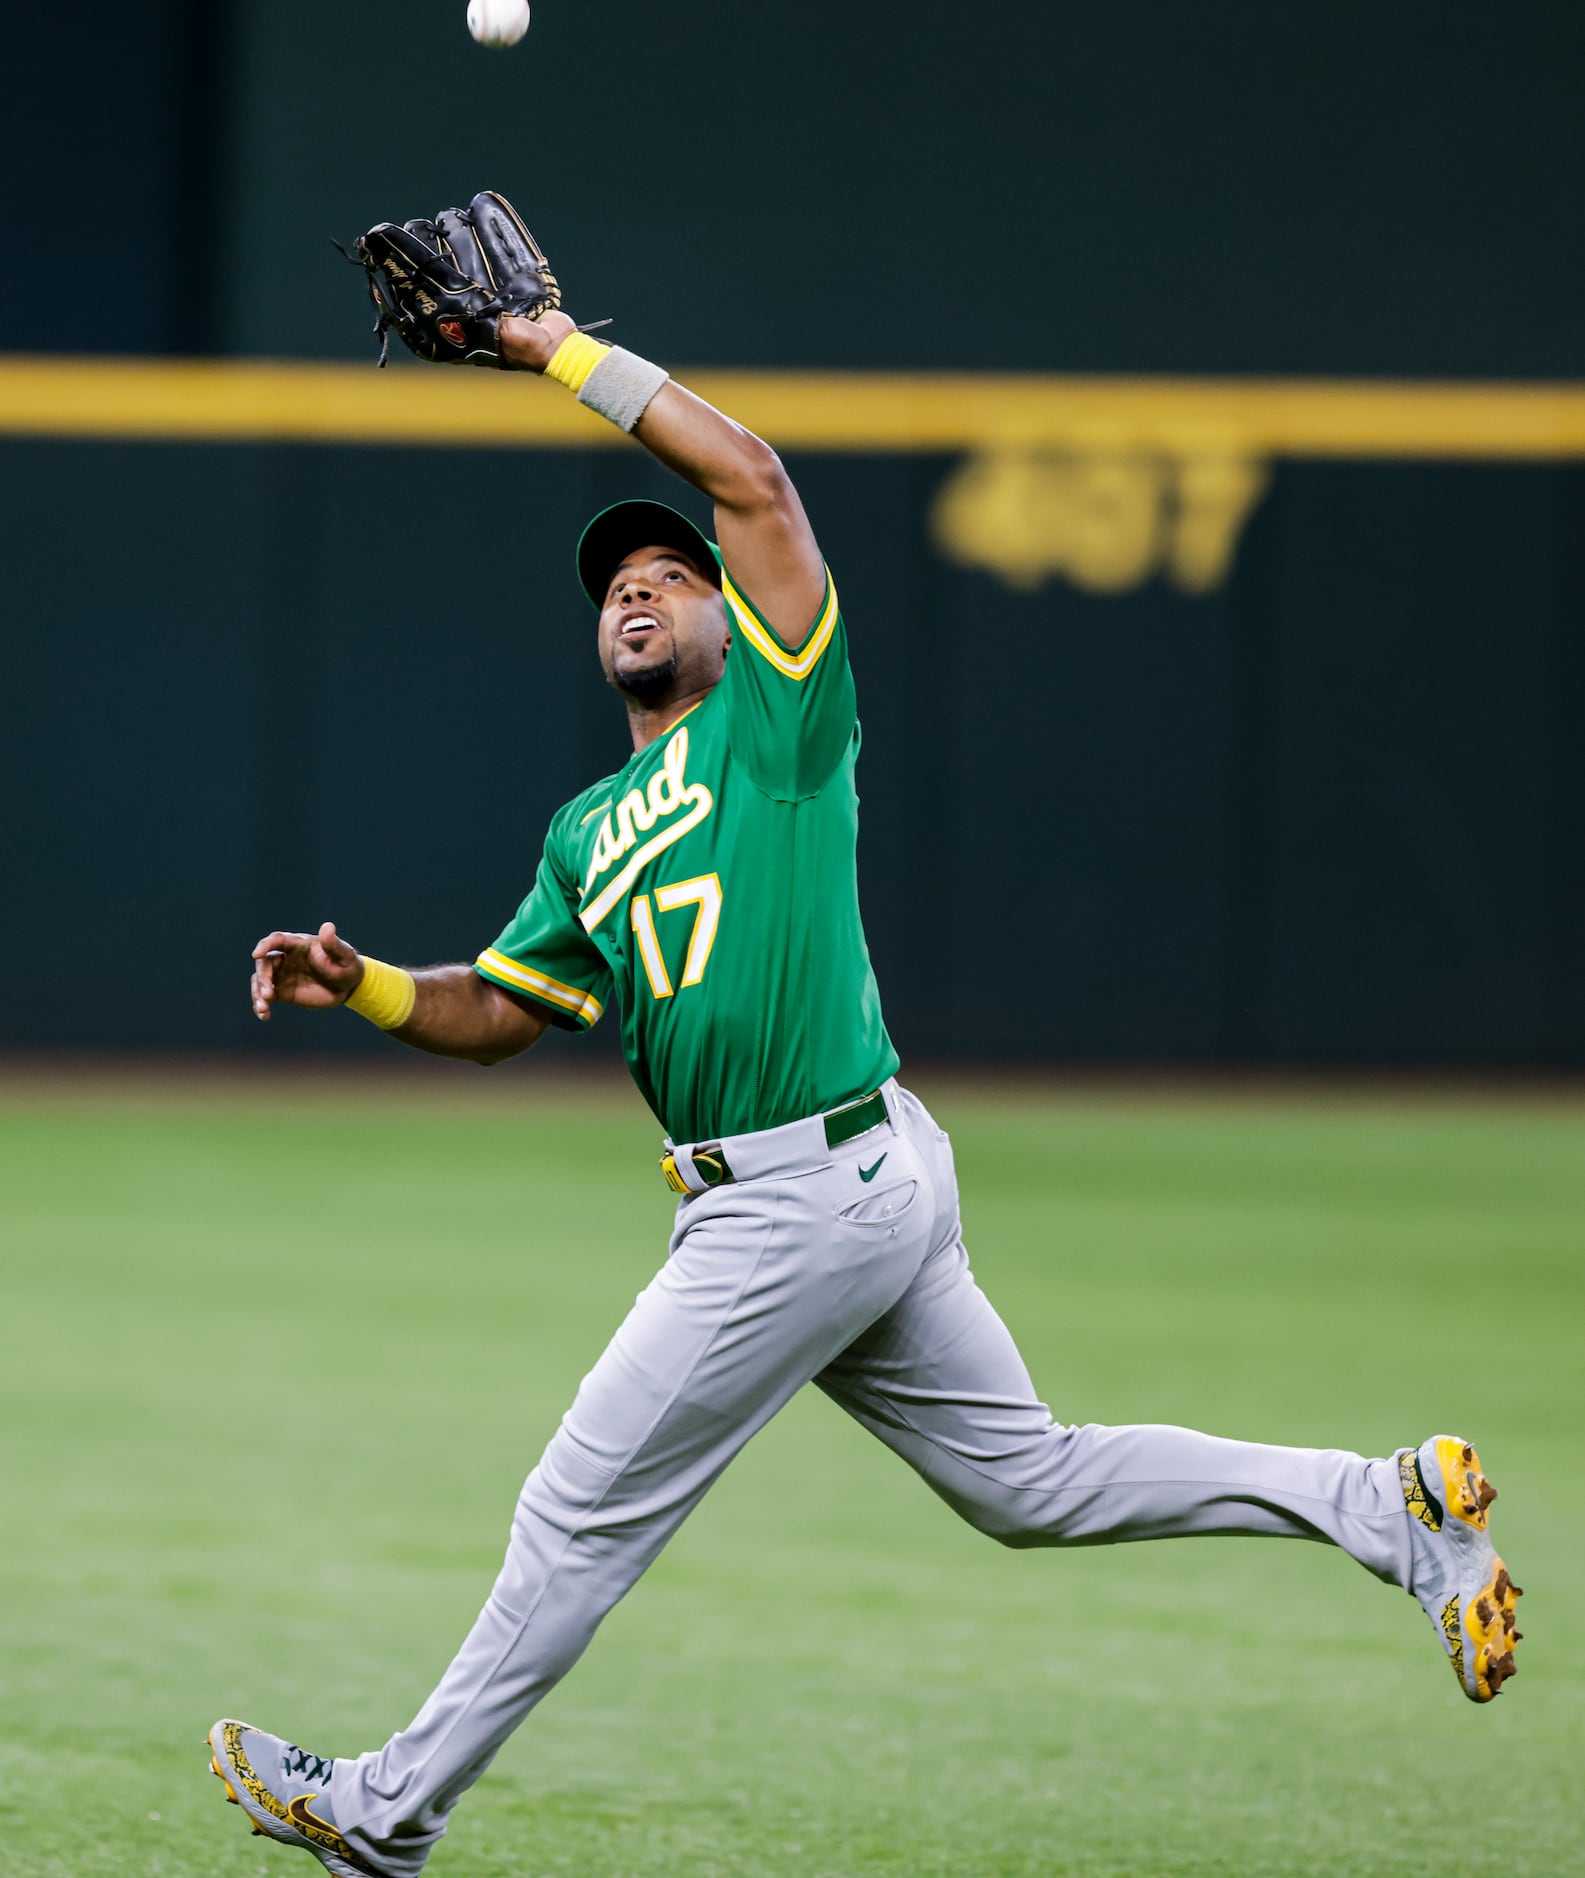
475,565,899,1143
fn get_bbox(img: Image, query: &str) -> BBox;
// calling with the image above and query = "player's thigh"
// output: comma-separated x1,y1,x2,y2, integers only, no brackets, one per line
543,1172,927,1512
546,1203,777,1492
815,1233,1056,1471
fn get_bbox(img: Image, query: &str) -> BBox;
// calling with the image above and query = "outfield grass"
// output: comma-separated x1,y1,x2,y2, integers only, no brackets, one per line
1,1069,1580,1877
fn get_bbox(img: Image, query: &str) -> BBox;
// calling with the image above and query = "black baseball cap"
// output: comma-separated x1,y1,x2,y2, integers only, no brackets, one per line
576,499,722,609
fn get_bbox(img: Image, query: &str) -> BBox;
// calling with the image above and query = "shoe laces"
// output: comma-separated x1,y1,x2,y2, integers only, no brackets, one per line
283,1744,333,1785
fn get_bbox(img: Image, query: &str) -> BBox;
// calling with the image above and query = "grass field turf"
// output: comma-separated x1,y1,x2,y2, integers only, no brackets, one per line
1,1069,1580,1877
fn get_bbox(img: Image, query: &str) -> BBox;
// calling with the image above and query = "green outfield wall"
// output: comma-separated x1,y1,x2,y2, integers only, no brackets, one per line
2,375,1581,1066
9,4,1585,377
4,5,1581,1066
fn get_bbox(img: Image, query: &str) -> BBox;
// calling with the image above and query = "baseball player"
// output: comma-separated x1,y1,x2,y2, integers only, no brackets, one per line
207,196,1522,1878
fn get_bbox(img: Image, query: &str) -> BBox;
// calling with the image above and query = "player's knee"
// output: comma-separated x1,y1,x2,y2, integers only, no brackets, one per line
945,1487,1043,1548
980,1507,1055,1549
987,1524,1051,1551
951,1484,1085,1550
933,1428,1091,1546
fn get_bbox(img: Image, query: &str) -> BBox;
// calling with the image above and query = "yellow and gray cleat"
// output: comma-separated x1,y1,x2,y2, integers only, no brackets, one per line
1400,1436,1523,1702
207,1719,380,1876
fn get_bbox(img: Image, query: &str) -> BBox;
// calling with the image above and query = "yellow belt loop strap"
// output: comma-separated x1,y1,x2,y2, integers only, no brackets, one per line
345,956,417,1031
659,1152,690,1195
544,332,612,395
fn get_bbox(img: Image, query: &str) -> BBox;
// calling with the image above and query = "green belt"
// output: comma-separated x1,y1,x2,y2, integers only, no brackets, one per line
660,1088,888,1193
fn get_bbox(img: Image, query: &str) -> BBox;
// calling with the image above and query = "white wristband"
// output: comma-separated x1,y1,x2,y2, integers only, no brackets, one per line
577,347,670,432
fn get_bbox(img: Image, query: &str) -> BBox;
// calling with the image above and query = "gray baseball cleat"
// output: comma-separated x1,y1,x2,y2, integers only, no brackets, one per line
1399,1435,1523,1702
207,1718,379,1875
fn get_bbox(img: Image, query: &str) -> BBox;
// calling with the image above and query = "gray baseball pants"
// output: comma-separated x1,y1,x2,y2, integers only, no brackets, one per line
336,1082,1413,1877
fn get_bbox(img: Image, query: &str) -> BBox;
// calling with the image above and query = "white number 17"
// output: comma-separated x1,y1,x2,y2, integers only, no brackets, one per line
631,873,723,999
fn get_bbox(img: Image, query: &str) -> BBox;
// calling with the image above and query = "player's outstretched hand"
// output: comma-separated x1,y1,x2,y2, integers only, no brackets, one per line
498,307,575,372
250,922,363,1022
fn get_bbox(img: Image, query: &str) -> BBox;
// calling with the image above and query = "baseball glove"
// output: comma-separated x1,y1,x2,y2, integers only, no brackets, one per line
345,190,562,367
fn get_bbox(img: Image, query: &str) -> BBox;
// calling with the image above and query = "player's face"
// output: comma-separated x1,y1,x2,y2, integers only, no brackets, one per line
597,546,730,704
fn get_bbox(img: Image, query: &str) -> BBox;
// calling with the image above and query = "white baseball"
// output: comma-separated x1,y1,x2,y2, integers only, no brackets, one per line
467,0,530,46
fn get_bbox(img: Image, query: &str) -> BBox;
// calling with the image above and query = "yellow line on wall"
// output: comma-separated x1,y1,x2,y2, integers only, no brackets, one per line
2,356,1585,457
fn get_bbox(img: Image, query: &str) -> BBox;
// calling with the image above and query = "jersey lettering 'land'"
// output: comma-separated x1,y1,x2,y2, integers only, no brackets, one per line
474,566,898,1143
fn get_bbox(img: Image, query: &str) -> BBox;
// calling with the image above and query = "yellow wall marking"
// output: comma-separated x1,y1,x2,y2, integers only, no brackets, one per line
3,356,1585,457
933,449,1273,595
6,357,1583,597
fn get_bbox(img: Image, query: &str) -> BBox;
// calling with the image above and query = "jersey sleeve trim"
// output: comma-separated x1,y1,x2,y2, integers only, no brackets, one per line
474,947,605,1027
721,566,839,681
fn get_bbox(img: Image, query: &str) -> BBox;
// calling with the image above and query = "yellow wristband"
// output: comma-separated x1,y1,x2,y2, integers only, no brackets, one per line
544,332,611,394
345,956,417,1031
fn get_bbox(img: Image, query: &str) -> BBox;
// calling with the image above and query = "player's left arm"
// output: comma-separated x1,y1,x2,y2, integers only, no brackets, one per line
500,312,826,649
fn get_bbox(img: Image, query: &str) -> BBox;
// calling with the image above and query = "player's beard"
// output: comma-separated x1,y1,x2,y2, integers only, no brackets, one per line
611,652,679,703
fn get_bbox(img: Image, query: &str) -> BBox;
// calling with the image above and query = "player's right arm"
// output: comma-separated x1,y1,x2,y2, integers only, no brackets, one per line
251,923,548,1065
499,313,825,652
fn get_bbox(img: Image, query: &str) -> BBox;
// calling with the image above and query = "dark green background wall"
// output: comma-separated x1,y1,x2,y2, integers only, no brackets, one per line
10,3,1585,374
3,439,1581,1067
4,3,1582,1066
